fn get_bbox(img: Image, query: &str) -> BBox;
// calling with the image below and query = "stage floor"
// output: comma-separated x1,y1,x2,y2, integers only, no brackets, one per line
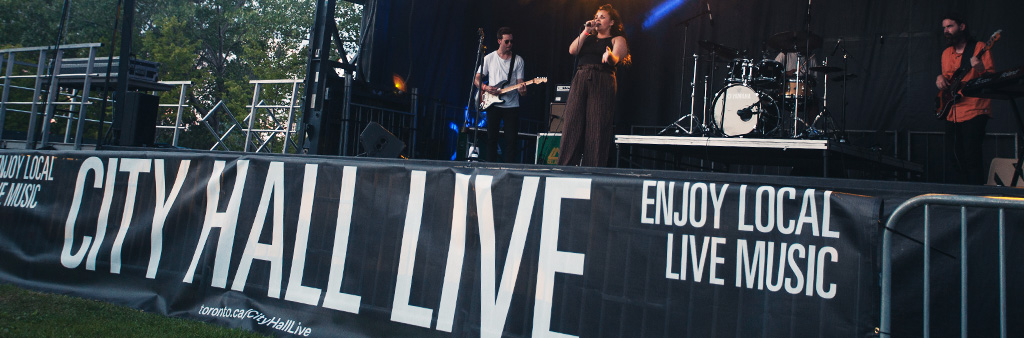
614,135,924,178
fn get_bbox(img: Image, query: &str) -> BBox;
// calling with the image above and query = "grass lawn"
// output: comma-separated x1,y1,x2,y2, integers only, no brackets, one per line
0,283,267,337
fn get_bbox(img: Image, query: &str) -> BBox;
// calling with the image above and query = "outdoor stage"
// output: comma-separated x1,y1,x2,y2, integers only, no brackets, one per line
614,135,924,178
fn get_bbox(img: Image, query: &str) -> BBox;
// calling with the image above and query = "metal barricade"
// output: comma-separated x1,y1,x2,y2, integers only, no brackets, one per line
880,193,1024,338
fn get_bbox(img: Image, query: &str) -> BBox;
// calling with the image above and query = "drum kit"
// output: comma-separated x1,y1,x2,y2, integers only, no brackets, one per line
659,30,855,140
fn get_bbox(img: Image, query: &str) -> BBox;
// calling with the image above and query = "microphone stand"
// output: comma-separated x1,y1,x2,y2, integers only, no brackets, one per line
465,29,486,161
659,9,710,136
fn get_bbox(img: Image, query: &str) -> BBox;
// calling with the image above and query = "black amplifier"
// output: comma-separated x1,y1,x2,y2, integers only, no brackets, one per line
553,84,570,103
59,57,161,82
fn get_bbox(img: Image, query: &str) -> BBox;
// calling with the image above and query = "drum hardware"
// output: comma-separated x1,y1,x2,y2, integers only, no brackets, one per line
836,39,851,141
807,60,844,139
809,65,843,73
830,74,858,82
767,30,823,55
790,53,807,138
660,54,712,135
698,40,741,60
659,11,715,136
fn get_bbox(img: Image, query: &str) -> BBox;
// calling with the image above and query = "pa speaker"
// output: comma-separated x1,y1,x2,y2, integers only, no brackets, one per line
548,103,566,133
359,122,405,158
118,92,159,146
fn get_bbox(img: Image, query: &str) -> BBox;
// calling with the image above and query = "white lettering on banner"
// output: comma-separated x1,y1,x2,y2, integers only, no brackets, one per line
20,155,55,181
198,305,313,336
87,158,119,271
665,233,679,279
184,160,250,286
651,181,843,300
232,162,287,297
735,239,766,290
733,240,838,298
0,155,25,179
62,157,104,268
147,159,191,279
477,175,539,338
822,191,839,238
533,177,589,338
436,173,471,332
285,164,325,306
322,166,362,313
110,159,152,274
0,155,54,209
816,246,838,298
641,180,729,229
735,186,838,238
391,170,433,328
1,182,40,208
640,180,656,224
665,234,726,284
777,187,797,234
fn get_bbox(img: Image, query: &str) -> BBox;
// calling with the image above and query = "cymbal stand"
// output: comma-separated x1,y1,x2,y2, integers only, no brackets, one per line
795,0,813,138
809,58,837,139
660,54,707,135
839,40,849,141
792,53,804,138
660,11,711,136
704,50,716,135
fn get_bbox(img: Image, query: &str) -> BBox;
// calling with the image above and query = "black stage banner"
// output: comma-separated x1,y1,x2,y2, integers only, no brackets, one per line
0,150,880,337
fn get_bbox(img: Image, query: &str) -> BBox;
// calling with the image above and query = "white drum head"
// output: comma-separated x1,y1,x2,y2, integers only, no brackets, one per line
713,85,761,136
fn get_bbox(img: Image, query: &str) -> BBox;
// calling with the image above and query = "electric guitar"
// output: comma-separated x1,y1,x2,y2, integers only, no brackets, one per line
479,77,548,110
935,29,1001,120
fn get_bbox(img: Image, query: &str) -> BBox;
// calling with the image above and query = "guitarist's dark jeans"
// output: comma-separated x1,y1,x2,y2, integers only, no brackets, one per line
945,115,989,185
485,106,520,163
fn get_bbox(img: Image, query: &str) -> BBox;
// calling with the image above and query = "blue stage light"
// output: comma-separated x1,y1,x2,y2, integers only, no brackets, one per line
643,0,688,30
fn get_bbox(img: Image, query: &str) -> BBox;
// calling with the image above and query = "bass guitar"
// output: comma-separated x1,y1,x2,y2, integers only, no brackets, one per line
935,29,1001,120
480,77,548,110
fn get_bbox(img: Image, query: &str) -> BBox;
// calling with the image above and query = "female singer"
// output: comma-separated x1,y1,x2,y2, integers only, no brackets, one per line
558,4,631,167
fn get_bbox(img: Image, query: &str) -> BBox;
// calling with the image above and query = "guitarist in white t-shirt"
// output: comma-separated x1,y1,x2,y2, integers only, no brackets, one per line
474,27,526,163
935,14,996,184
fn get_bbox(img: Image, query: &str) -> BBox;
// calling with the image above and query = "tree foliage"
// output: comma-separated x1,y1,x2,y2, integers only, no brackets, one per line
0,0,362,151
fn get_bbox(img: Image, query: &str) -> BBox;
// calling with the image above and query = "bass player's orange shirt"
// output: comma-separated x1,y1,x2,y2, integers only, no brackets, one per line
941,41,995,122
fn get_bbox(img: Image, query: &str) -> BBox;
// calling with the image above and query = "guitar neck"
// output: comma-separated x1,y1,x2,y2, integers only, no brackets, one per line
498,79,543,94
951,48,989,82
950,31,1001,83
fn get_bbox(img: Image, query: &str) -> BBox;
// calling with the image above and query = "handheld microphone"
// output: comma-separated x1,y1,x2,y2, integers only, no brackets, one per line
585,20,593,27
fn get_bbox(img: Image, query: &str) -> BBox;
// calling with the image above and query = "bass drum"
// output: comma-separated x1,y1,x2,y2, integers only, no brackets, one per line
711,84,780,137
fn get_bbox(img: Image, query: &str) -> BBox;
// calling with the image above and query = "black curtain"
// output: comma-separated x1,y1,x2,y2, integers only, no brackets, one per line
363,0,1024,134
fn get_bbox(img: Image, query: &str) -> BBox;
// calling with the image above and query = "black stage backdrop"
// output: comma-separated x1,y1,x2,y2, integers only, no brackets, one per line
1,150,1024,336
359,0,1024,134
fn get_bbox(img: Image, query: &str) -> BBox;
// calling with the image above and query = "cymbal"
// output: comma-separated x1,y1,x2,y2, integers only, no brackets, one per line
767,31,823,53
810,66,844,73
831,74,859,82
698,40,741,59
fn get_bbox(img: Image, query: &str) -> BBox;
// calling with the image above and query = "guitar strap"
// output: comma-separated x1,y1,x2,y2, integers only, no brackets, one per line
506,54,516,87
959,39,976,71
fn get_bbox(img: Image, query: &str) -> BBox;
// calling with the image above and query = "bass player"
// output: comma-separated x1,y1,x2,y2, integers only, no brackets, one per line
935,14,995,184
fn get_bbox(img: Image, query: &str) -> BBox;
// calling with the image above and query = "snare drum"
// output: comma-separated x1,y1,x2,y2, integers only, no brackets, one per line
726,58,755,84
784,78,816,99
712,84,780,137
